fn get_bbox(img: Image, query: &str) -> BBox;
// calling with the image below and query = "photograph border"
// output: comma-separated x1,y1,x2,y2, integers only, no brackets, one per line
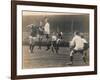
11,1,97,80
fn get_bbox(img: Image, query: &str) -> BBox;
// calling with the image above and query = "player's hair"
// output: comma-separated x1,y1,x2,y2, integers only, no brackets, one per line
44,16,48,21
75,31,80,35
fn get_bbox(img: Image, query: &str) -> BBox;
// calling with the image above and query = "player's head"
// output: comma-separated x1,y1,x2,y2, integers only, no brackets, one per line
60,32,63,35
44,16,48,23
80,33,84,38
74,31,80,36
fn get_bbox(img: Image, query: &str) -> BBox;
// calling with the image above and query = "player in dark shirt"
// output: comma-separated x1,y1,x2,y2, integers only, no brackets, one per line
29,24,37,53
37,21,44,49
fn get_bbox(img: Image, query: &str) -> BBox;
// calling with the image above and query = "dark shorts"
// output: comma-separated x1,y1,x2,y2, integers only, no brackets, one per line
52,41,57,47
84,43,89,50
73,49,83,54
45,34,49,39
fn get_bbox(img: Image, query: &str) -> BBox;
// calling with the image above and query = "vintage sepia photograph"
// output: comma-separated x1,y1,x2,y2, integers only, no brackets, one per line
22,11,89,69
11,1,97,79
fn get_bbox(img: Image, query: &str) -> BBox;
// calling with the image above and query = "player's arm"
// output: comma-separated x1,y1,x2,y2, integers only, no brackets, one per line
70,37,75,47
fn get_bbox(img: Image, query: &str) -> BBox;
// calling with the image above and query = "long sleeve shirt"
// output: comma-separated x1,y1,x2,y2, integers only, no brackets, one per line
70,35,84,50
44,22,50,34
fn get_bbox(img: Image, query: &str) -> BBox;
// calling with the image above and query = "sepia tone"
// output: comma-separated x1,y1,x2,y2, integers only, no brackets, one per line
22,11,89,69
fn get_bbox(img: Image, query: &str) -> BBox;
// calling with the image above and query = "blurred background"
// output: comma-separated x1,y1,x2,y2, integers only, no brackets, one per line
22,11,89,44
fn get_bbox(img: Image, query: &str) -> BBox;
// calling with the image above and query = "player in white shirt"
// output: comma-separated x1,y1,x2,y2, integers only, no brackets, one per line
69,31,85,64
44,17,50,37
51,32,57,53
44,21,50,35
44,17,51,50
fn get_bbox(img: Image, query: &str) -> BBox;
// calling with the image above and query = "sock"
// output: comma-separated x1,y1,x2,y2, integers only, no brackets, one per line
70,56,73,62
